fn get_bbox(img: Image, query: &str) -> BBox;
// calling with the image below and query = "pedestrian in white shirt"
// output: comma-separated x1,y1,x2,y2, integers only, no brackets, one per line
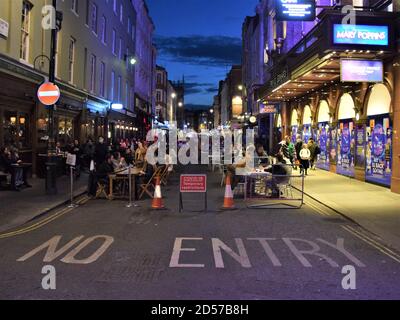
299,144,311,176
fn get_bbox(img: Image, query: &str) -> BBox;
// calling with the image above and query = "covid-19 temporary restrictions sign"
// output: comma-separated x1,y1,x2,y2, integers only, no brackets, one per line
276,0,315,21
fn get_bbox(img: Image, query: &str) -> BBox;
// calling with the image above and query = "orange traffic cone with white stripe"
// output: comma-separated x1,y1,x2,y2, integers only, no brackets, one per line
221,174,236,210
152,176,165,210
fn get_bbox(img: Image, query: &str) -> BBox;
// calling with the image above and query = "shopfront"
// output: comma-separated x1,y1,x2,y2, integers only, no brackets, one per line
316,100,330,171
336,93,356,178
365,83,392,187
302,105,312,143
290,109,299,143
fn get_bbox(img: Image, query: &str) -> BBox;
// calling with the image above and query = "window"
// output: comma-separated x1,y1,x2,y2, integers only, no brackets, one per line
20,1,32,61
71,0,78,14
100,62,105,97
91,3,98,34
128,17,131,34
112,29,116,55
157,73,161,85
90,54,96,93
125,82,129,109
120,3,123,23
68,37,76,83
113,0,117,15
117,76,122,102
156,90,161,102
85,0,90,25
100,16,107,44
119,38,123,60
110,71,115,101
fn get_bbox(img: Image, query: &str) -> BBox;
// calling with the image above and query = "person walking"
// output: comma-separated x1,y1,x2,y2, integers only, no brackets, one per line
299,144,311,176
307,138,318,170
294,134,303,170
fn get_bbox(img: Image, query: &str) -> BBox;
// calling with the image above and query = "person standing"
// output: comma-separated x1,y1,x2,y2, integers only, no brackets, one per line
299,144,311,176
94,136,108,168
294,134,303,169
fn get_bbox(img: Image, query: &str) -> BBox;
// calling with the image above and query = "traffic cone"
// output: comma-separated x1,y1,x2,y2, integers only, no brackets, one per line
221,174,236,210
152,176,165,210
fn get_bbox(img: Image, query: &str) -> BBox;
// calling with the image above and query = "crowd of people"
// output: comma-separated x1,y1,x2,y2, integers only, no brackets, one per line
278,134,320,176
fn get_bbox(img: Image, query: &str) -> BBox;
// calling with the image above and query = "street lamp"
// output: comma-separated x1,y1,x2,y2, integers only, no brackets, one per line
238,85,243,91
210,109,214,114
178,102,183,107
171,93,177,99
45,0,63,195
129,57,137,65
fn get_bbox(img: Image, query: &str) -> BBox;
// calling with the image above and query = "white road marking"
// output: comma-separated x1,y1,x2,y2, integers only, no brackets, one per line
169,238,205,268
212,238,252,268
247,238,282,267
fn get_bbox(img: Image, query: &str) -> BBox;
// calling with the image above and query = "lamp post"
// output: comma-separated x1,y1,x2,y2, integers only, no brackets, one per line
45,0,62,195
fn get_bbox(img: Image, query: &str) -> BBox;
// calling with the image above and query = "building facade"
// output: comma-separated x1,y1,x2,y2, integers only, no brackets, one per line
0,0,156,175
253,0,399,193
155,65,167,122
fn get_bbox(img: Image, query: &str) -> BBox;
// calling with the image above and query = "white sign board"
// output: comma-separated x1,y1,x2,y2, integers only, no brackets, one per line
66,153,76,167
0,19,9,38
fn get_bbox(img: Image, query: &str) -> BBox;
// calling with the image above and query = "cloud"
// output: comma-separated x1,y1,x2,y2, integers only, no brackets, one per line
184,82,215,96
154,35,242,67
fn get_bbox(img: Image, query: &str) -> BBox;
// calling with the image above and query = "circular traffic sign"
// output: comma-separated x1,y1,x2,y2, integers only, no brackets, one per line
37,82,60,106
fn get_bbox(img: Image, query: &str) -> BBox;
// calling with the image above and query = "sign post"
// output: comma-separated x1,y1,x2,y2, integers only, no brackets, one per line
179,175,207,213
66,153,77,208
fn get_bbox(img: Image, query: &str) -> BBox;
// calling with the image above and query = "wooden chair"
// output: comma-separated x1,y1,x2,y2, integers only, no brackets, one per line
95,178,109,199
138,166,164,200
160,165,171,186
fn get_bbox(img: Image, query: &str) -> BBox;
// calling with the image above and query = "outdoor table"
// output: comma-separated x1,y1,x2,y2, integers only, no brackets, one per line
108,167,142,201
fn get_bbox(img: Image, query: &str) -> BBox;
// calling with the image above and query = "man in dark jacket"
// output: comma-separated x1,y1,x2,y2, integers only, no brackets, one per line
94,136,108,168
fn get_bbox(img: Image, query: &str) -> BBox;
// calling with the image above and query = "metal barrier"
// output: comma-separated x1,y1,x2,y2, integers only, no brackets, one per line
243,165,305,209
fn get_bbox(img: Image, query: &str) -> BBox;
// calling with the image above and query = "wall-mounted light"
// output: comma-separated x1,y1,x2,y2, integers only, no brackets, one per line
178,102,183,107
356,112,360,121
10,117,16,124
171,93,177,99
238,85,243,90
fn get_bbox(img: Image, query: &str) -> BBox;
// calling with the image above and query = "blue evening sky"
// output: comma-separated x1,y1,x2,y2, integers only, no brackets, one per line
146,0,260,109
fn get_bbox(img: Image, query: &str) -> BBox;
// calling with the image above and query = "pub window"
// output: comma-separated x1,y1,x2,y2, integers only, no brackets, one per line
2,111,30,149
57,117,74,144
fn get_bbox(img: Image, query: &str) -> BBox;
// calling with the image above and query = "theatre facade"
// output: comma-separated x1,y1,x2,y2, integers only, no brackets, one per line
256,9,400,193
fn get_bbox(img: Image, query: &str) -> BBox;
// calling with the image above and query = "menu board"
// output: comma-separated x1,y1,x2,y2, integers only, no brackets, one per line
316,123,330,171
365,116,392,186
336,121,355,177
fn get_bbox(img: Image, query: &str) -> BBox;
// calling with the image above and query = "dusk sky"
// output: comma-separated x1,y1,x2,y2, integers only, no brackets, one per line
146,0,260,110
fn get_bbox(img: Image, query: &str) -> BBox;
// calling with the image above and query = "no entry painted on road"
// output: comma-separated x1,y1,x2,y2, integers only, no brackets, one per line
37,82,60,106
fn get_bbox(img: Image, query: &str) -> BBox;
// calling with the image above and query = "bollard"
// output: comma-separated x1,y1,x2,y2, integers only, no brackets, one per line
68,165,78,208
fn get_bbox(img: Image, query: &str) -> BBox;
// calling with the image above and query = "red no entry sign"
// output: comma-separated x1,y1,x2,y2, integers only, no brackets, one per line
37,82,60,106
180,175,207,193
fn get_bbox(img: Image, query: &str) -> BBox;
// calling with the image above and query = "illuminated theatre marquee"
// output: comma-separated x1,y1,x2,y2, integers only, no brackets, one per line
333,24,389,46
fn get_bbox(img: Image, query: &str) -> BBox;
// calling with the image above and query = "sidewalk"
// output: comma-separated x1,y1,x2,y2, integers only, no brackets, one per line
0,174,88,233
303,168,400,252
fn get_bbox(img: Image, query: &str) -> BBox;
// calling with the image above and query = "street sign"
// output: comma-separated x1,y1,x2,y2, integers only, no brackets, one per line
179,174,207,213
180,175,207,193
37,82,60,106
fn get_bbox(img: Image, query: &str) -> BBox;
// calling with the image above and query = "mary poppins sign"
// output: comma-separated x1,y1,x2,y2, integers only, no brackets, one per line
333,24,389,46
276,0,315,21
